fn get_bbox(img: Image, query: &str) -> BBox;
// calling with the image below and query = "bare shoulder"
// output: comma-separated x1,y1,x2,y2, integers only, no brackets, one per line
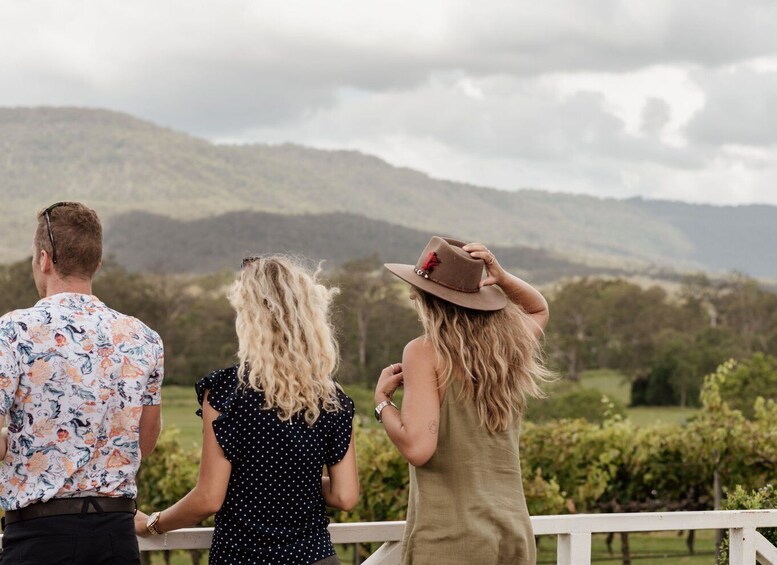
403,336,435,362
403,337,439,385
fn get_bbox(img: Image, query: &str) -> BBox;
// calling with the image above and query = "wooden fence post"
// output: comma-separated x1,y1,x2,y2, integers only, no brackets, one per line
557,532,592,565
728,527,756,564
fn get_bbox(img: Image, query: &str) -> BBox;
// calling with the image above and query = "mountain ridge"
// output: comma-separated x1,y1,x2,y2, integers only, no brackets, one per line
2,106,776,277
103,209,635,283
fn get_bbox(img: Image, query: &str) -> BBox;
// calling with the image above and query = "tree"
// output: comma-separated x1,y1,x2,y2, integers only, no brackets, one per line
526,386,627,424
0,258,39,314
713,273,777,356
597,281,674,377
631,328,737,407
716,353,777,419
546,278,608,380
547,278,675,382
328,257,420,386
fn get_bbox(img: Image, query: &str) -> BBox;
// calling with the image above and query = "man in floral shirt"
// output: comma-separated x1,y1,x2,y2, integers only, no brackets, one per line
0,202,164,564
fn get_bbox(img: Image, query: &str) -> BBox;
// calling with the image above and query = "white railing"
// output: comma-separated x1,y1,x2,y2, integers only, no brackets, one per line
135,510,777,565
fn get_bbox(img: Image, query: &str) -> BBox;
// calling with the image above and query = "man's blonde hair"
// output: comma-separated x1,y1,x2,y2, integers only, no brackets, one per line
229,256,341,425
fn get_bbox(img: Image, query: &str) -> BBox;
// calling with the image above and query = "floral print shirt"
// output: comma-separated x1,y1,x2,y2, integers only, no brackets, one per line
0,293,164,511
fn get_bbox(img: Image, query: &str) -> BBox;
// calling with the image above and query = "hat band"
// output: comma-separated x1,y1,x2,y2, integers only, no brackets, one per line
414,268,479,293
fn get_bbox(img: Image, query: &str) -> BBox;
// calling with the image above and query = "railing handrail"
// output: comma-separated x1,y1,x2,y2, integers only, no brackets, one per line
531,509,777,535
128,509,777,552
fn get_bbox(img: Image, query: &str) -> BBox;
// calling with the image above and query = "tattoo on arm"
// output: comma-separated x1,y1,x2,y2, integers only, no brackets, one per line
428,420,439,435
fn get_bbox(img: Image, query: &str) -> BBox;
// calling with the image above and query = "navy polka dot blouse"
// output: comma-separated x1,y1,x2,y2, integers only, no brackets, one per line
196,366,355,565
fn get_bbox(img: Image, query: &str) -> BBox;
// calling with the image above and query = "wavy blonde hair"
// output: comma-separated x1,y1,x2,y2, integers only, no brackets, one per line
228,255,341,425
412,290,552,433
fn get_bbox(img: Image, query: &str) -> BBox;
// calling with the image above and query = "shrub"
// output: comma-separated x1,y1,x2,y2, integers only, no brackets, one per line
718,484,777,564
526,386,627,424
333,422,409,524
717,353,777,419
136,430,207,565
136,430,203,518
523,469,566,516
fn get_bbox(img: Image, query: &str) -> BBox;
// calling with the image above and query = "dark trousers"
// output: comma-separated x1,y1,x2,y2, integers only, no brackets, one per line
0,512,139,565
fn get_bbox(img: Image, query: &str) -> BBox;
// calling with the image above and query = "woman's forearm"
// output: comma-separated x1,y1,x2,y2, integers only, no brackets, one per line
156,486,220,533
497,272,548,314
321,475,350,509
378,402,435,467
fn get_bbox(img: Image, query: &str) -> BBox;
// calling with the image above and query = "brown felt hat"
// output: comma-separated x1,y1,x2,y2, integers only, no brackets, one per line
384,236,507,311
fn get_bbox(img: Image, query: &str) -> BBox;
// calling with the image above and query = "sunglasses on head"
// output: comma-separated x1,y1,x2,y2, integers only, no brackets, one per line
42,202,69,264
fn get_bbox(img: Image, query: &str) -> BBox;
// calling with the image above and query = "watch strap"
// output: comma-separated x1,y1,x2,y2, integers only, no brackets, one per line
374,399,398,423
146,511,163,535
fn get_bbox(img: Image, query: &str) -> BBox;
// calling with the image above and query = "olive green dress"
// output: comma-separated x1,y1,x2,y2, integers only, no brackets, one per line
401,378,536,565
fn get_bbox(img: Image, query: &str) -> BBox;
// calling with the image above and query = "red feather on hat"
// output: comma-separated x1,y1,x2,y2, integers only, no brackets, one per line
421,252,441,273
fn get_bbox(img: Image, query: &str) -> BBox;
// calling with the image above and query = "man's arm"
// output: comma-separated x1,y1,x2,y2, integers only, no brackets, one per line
139,405,161,458
0,417,8,460
139,334,164,457
0,334,19,461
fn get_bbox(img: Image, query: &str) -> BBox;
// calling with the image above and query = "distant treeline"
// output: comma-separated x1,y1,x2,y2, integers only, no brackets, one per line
1,258,775,407
103,210,624,284
549,273,777,406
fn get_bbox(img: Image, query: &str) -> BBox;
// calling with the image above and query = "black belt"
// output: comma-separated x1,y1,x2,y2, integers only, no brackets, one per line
3,497,137,527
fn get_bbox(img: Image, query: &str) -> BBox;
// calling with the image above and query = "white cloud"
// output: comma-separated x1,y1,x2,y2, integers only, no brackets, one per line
551,66,706,145
687,66,777,146
2,0,777,205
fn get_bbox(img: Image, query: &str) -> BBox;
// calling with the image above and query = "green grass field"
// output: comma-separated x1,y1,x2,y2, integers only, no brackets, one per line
161,369,700,448
578,369,632,403
159,384,204,450
159,381,400,448
155,371,709,564
537,530,717,564
578,369,700,426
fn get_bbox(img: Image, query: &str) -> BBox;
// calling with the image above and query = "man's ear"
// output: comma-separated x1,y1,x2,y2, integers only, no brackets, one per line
38,248,54,274
94,259,102,276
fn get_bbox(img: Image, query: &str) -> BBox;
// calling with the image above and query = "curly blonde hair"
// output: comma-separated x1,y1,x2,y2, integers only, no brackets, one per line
412,290,551,433
228,255,341,425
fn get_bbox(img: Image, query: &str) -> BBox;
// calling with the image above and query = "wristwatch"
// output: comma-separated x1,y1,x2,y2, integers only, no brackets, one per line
374,399,398,423
146,511,163,535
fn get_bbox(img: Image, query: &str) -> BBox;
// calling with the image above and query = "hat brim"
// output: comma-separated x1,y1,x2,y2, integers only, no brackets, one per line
384,263,508,311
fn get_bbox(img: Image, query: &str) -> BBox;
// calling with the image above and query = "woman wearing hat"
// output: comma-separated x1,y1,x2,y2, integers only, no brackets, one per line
376,237,551,565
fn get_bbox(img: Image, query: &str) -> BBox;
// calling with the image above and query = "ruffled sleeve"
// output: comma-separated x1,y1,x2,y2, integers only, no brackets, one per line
195,366,241,463
324,387,355,467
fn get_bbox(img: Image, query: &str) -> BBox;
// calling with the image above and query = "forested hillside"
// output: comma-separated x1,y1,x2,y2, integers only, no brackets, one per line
3,106,777,278
104,210,630,282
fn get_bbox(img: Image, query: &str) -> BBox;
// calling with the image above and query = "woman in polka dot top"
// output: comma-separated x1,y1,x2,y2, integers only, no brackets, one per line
135,255,359,565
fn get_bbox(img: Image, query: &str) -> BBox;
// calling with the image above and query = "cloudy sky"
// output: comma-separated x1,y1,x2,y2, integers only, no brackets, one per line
3,0,777,205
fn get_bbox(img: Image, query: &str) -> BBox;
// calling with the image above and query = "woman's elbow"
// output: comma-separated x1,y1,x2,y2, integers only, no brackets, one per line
203,497,225,516
404,445,436,467
337,492,360,511
329,489,359,511
195,488,226,516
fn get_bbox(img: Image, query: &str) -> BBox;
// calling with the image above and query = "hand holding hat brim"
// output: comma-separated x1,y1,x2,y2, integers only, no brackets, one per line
383,237,507,311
